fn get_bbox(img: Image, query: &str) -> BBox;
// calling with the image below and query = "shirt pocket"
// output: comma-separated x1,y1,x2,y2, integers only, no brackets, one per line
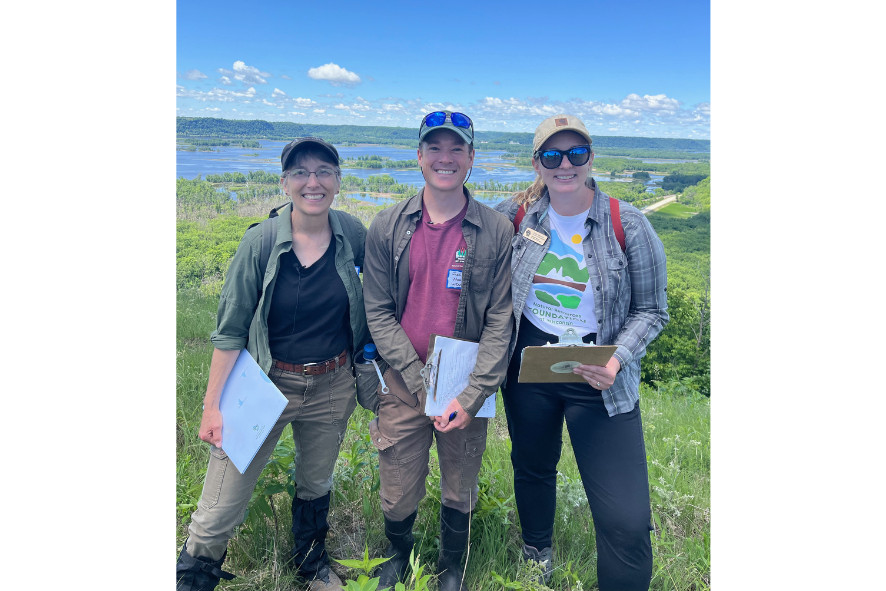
469,257,497,294
605,254,628,301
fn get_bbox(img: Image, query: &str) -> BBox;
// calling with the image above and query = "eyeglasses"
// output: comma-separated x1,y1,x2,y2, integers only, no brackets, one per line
284,168,338,180
420,111,474,140
535,145,592,169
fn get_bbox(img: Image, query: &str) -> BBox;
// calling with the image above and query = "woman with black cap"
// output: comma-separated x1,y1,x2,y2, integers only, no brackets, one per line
176,137,368,591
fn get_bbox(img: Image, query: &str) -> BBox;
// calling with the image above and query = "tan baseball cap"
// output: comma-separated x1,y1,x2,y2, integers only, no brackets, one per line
532,114,592,154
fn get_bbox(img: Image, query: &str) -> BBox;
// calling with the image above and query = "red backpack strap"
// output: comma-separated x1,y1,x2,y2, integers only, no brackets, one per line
609,197,626,253
513,202,526,232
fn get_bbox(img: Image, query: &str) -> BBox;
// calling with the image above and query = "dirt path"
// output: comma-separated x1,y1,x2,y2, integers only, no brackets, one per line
641,194,677,214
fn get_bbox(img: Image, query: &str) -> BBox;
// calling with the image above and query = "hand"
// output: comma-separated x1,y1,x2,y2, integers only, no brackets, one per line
573,356,621,390
433,399,471,432
199,406,223,448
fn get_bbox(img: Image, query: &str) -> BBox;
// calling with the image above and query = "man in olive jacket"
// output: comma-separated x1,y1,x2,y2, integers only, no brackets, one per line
362,111,513,591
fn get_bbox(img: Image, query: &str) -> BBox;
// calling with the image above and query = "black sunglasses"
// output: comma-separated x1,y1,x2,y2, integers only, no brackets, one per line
535,145,592,169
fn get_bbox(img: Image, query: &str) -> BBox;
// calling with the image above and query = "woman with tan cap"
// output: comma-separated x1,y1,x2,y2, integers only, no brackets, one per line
494,115,669,590
176,137,368,591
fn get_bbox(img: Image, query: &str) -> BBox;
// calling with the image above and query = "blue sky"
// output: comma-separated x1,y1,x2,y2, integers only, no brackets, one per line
177,0,710,139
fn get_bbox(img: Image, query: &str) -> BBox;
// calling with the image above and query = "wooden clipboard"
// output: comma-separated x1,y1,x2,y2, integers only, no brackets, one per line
517,344,617,383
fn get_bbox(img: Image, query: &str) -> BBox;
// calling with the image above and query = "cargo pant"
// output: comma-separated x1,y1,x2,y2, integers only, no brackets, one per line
369,368,488,522
184,355,357,561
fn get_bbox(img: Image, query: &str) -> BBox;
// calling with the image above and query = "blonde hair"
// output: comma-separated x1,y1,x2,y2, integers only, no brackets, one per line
514,176,546,207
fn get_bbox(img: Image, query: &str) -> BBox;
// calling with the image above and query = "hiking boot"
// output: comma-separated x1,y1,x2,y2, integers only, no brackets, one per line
521,544,553,585
306,565,344,591
176,542,235,591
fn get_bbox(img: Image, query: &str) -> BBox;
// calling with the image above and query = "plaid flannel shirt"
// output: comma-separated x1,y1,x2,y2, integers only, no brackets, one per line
494,181,668,416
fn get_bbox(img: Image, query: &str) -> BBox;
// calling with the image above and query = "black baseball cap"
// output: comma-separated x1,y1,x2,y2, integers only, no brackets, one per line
280,137,340,171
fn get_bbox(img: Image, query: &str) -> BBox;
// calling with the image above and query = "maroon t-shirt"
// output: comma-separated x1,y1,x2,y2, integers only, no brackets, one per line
401,201,469,363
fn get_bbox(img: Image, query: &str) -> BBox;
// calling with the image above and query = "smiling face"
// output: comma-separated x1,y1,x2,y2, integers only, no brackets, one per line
280,152,341,219
417,129,474,197
532,130,594,199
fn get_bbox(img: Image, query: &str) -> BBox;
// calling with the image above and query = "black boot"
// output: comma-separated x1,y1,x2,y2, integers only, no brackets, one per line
374,511,417,589
291,492,333,580
176,541,235,591
437,506,470,591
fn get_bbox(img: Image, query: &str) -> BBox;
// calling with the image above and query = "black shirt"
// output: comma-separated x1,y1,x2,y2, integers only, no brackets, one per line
267,240,350,364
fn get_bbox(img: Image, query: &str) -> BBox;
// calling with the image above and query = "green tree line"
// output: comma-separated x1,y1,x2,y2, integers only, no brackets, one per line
177,117,710,153
341,155,419,169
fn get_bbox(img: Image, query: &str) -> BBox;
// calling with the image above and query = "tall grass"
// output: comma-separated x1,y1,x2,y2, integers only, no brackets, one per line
176,289,710,590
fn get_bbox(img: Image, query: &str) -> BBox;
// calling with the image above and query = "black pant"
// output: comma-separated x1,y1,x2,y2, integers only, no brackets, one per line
502,319,653,591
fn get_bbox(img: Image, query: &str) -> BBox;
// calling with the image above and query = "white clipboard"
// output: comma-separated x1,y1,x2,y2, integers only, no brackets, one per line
218,350,288,473
421,335,495,418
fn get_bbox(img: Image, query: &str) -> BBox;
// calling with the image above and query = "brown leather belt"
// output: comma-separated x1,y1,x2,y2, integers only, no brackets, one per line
273,350,348,375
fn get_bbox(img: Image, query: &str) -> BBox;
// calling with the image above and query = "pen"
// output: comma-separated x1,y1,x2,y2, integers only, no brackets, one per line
448,411,458,422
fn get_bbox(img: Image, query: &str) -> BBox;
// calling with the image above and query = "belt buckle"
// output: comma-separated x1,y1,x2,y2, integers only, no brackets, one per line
301,360,321,375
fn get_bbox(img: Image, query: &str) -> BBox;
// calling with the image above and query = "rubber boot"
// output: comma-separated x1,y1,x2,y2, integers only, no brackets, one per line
291,492,332,580
437,505,470,591
374,511,417,589
176,541,235,591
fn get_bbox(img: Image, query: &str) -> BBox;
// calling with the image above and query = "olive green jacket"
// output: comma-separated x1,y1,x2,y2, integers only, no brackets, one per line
210,203,369,372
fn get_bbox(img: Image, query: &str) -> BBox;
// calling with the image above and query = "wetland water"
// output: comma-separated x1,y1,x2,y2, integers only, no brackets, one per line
177,140,664,201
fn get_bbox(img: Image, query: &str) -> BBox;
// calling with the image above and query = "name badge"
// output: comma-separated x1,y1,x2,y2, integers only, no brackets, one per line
523,227,548,245
446,269,462,289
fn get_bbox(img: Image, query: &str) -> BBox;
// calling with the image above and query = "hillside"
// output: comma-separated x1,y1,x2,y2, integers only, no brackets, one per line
176,116,711,154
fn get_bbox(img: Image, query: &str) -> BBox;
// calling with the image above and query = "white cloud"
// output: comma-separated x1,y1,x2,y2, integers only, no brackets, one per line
307,63,361,87
177,86,257,102
218,76,232,86
620,93,682,113
272,88,287,97
293,97,316,107
217,61,271,86
183,69,207,81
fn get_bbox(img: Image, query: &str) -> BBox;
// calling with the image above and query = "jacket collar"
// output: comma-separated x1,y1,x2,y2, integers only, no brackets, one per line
273,201,346,246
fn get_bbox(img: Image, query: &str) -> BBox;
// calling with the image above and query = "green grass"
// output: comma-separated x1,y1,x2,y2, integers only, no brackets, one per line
176,289,710,590
654,203,698,219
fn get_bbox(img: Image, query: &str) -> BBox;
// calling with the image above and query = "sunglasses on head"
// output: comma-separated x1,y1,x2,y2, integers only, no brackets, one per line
535,145,592,169
421,111,473,131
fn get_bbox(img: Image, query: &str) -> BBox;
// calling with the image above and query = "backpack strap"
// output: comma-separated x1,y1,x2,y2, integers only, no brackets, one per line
257,217,277,287
248,201,288,297
609,197,625,253
512,203,526,232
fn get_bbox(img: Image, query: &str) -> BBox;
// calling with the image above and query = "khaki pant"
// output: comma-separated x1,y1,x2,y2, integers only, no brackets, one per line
185,357,357,561
369,368,488,522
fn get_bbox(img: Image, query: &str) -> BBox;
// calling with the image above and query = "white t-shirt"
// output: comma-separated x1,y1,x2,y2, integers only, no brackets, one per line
523,207,598,338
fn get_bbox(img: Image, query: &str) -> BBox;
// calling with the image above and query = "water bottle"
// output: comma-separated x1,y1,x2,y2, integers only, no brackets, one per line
355,343,389,392
361,344,389,393
355,343,376,365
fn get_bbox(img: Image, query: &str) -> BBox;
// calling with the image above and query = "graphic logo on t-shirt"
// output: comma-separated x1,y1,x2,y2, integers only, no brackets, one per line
454,248,466,264
532,231,589,309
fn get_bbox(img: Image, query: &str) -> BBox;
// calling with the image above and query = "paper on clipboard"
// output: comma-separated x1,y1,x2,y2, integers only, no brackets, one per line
218,349,288,473
422,335,495,418
517,328,617,383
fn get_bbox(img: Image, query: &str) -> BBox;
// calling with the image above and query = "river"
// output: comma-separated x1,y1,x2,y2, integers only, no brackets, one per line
177,140,664,195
